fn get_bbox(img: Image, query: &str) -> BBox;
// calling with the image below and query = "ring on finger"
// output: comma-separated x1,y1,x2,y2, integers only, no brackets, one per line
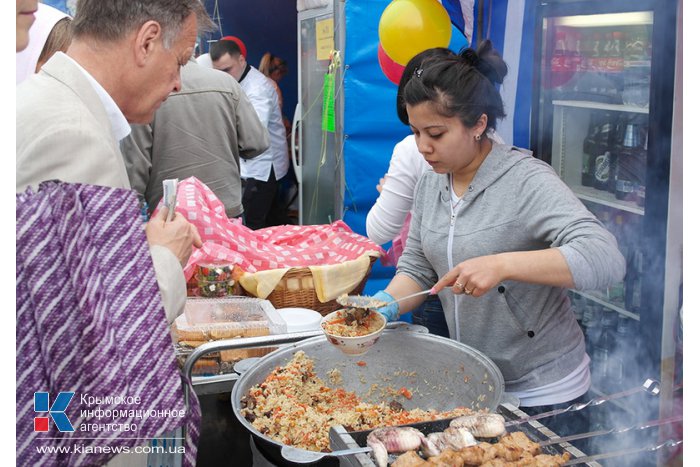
454,281,465,290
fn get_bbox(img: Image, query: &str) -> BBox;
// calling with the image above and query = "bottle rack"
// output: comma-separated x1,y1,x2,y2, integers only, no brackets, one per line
553,99,649,114
572,290,640,321
570,183,643,216
552,100,647,321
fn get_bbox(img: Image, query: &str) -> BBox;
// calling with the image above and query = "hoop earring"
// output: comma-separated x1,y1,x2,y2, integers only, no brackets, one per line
475,134,482,141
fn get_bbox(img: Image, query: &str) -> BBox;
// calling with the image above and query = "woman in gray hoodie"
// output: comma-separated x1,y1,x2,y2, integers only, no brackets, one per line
372,40,625,411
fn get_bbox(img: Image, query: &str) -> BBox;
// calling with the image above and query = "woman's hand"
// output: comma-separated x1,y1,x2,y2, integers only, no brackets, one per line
432,255,506,297
376,175,387,193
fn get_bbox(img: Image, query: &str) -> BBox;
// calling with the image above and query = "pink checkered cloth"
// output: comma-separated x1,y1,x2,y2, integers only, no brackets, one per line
173,177,384,279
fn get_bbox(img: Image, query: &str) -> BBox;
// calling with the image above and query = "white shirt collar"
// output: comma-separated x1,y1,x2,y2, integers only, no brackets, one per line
63,53,131,142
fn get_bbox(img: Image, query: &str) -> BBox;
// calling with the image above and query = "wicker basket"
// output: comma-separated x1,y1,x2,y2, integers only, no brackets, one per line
244,257,376,316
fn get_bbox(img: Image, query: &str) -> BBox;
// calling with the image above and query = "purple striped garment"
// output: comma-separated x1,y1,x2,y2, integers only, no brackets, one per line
16,181,200,467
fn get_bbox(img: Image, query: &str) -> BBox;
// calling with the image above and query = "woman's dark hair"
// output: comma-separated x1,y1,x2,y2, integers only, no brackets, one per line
396,47,455,125
402,40,508,131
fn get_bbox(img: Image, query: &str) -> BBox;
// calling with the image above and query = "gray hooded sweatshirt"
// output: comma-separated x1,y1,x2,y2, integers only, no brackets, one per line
397,144,626,393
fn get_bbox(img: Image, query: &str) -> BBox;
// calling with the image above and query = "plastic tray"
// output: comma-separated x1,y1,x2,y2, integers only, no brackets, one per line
174,297,286,376
183,296,285,331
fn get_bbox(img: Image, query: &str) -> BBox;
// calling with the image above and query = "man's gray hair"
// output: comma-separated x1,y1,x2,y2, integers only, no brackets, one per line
72,0,216,48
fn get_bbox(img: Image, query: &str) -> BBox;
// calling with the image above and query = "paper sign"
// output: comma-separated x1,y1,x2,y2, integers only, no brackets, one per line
316,17,334,61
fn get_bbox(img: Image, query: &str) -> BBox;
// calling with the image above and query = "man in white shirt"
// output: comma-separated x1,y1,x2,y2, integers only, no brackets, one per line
211,36,290,230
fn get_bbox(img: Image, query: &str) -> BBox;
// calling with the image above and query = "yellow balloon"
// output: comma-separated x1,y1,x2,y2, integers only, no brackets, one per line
379,0,452,66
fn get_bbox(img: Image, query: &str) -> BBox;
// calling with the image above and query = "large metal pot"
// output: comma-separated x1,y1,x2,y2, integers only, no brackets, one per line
231,330,505,465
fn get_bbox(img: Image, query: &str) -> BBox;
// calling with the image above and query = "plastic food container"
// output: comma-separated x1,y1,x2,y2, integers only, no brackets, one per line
174,297,286,375
195,264,236,297
183,296,282,327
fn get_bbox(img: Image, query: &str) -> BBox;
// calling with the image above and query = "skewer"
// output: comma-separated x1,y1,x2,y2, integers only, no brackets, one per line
539,414,682,447
562,438,682,465
505,379,660,428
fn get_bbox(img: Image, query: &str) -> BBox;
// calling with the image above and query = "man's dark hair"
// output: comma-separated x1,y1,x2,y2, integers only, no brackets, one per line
210,39,243,62
72,0,215,48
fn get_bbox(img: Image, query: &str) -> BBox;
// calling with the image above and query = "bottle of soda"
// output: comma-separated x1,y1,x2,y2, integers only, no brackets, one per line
593,112,614,192
600,32,614,97
581,112,600,187
622,26,652,107
583,300,603,356
570,30,584,94
550,30,570,96
614,118,645,202
635,131,648,207
588,32,604,95
607,31,624,100
617,316,640,383
602,314,633,393
591,308,619,390
630,248,644,311
606,213,627,304
623,215,641,311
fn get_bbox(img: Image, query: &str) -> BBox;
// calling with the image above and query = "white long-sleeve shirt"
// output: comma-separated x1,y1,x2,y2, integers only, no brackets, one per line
239,66,289,181
366,135,428,245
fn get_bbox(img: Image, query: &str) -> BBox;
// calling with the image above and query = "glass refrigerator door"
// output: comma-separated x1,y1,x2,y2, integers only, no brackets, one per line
531,0,680,461
296,3,345,225
537,6,656,424
544,11,653,316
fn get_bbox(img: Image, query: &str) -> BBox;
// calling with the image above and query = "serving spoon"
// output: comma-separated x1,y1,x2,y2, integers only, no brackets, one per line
280,445,373,463
336,288,435,311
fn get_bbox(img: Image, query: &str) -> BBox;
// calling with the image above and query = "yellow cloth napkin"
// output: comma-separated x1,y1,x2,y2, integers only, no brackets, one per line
238,267,291,299
238,252,378,302
308,253,378,302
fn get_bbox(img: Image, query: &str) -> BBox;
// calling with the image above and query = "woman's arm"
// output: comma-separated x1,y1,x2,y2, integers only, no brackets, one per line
433,248,574,297
435,157,624,297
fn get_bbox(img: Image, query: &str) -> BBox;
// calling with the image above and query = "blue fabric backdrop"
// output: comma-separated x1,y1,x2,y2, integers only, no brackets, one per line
342,0,507,295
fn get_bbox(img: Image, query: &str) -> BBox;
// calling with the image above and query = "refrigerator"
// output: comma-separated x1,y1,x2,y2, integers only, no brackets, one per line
293,0,347,225
530,0,681,463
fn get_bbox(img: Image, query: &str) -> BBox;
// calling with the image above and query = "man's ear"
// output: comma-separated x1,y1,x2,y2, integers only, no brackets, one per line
133,20,162,67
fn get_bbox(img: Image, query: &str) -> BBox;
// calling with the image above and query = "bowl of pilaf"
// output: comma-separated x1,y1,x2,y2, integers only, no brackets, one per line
320,308,386,356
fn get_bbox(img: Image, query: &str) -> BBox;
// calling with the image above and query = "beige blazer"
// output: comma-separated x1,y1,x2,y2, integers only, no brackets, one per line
16,52,185,325
16,52,131,192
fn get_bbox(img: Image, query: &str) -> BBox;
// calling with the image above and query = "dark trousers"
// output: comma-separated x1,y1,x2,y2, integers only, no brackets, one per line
411,295,450,337
241,168,289,230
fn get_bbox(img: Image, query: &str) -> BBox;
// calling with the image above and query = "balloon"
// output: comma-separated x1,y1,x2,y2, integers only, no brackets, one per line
378,0,452,66
378,44,405,85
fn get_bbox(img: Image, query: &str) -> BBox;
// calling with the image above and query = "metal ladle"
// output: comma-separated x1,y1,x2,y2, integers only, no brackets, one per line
280,445,373,464
336,288,435,310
